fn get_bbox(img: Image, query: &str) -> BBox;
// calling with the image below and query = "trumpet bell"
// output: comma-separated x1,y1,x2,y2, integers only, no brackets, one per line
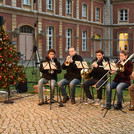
81,68,92,80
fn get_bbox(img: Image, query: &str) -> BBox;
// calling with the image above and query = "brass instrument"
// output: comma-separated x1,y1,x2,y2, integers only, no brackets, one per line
81,60,98,80
116,62,125,72
95,53,134,90
81,68,93,80
116,53,134,72
64,55,72,66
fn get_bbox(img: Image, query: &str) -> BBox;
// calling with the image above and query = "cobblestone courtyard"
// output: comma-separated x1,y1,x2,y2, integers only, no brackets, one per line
0,94,134,134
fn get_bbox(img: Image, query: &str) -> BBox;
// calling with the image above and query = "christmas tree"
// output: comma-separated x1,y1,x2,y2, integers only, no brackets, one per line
0,24,26,90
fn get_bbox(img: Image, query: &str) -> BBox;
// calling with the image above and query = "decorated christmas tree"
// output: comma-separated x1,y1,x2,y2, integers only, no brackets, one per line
0,24,26,90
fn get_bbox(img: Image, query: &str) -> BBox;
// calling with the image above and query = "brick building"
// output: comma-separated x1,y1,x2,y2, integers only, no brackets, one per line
0,0,134,60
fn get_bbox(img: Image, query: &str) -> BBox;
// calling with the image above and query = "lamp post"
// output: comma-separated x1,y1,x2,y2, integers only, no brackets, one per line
39,30,45,39
13,28,20,38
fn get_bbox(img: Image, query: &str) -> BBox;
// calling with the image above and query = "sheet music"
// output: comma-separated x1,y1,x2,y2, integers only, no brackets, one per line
43,62,57,70
75,61,89,69
103,62,118,71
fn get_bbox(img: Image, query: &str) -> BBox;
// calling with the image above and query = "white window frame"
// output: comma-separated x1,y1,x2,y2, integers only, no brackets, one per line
66,0,71,14
66,29,72,51
47,26,53,51
119,33,128,51
23,0,30,5
82,31,87,51
120,9,127,21
96,7,100,21
82,4,87,18
47,0,52,10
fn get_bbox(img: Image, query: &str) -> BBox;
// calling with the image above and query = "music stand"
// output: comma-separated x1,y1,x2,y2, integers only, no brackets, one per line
75,61,90,105
102,61,126,117
42,61,63,110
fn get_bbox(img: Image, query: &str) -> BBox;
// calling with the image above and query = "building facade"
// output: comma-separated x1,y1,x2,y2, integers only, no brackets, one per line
0,0,134,60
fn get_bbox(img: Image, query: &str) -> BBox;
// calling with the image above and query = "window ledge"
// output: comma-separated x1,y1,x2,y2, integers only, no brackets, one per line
66,13,72,15
23,3,31,6
47,9,53,11
119,20,128,22
82,16,87,19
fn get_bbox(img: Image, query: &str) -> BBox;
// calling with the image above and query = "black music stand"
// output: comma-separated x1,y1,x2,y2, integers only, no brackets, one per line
42,61,63,110
102,61,126,117
75,61,96,108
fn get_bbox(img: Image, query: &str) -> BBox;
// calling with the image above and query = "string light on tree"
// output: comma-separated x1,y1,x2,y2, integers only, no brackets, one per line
0,23,26,89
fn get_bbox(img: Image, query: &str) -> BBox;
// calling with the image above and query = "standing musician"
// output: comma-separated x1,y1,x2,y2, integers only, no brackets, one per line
106,50,133,110
58,46,83,104
38,49,61,105
83,49,109,105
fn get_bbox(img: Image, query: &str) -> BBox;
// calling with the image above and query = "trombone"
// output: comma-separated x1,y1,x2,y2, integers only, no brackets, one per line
94,60,121,90
95,53,134,90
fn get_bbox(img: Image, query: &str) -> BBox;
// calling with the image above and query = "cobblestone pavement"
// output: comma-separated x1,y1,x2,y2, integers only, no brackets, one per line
0,94,134,134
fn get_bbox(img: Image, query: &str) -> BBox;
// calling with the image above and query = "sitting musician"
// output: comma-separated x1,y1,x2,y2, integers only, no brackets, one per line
127,71,134,111
128,82,134,111
58,46,83,104
106,50,133,110
38,49,61,105
83,49,109,105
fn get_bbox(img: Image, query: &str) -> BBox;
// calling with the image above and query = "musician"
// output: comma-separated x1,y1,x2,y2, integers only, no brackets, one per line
38,49,61,105
128,84,134,111
83,49,109,105
58,46,83,104
106,50,133,110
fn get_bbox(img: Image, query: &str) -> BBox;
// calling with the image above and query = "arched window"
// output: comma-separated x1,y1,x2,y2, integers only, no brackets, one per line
47,26,53,51
66,0,72,14
66,29,72,51
82,4,87,18
82,31,87,51
20,25,34,33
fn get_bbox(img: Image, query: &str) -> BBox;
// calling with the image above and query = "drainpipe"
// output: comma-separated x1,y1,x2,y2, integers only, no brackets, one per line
110,0,113,57
103,1,106,55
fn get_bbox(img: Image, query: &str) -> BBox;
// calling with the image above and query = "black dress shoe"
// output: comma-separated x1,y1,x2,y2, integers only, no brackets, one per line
114,103,122,110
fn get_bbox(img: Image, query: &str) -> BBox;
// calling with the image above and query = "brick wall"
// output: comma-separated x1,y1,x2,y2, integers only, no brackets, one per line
55,0,59,15
6,0,11,6
113,3,134,24
16,0,21,8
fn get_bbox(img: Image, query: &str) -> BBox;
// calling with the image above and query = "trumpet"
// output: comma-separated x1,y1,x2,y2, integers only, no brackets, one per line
64,55,72,66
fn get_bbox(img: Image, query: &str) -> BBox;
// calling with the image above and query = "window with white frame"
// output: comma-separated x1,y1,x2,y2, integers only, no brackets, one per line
66,29,72,51
82,4,87,18
96,7,100,21
66,0,72,14
23,0,30,5
82,31,87,51
119,33,128,51
120,9,128,21
47,26,53,51
47,0,52,10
